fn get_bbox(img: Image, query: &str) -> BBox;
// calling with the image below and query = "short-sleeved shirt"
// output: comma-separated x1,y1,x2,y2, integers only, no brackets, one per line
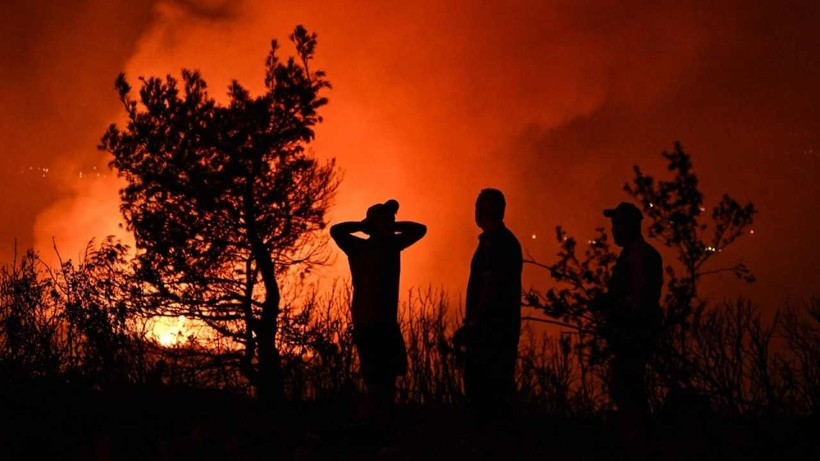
605,237,663,347
335,235,405,326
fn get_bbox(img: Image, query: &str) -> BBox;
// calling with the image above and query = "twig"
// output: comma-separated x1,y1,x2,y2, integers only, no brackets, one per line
522,316,577,330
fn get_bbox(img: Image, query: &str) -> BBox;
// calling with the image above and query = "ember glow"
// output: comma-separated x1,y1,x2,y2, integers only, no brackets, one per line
1,0,818,319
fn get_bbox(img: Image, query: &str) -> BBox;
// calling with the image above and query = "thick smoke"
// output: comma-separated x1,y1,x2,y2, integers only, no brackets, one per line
1,1,817,308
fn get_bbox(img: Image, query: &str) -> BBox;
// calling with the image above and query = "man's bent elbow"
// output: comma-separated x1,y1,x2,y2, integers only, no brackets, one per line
329,224,345,241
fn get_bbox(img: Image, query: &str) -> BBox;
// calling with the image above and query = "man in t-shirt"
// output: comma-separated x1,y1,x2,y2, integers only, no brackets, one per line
330,200,426,426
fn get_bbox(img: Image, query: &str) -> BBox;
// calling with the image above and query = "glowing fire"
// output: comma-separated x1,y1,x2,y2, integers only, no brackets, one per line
149,315,196,347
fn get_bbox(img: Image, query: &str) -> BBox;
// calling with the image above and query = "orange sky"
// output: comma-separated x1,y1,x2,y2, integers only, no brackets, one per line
1,0,818,313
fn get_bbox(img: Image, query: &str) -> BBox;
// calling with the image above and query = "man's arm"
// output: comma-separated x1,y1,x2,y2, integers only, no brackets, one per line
393,221,427,250
330,221,367,254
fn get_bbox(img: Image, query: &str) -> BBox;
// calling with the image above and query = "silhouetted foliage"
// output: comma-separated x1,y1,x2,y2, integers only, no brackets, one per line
776,297,820,415
398,288,462,404
276,282,359,400
0,238,147,387
100,26,338,402
53,237,143,386
626,142,756,393
523,227,616,368
1,238,818,460
0,246,63,381
627,142,755,335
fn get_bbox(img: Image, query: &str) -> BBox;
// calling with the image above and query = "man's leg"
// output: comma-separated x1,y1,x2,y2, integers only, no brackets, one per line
465,349,492,423
372,375,396,428
487,343,517,424
358,330,398,436
610,354,650,457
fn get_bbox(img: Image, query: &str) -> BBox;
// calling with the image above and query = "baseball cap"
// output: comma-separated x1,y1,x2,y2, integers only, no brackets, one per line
603,202,643,222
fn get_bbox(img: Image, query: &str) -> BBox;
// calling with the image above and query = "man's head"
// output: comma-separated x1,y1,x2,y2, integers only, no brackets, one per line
604,202,643,247
364,199,399,236
475,188,505,230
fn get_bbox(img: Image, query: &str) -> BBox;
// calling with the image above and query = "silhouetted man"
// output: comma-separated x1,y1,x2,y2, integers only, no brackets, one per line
330,200,426,428
599,201,663,453
456,188,522,423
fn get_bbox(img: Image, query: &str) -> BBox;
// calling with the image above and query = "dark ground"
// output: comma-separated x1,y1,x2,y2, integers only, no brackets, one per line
1,381,817,460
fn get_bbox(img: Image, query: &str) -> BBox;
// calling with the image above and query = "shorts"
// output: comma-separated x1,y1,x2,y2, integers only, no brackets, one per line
353,323,407,385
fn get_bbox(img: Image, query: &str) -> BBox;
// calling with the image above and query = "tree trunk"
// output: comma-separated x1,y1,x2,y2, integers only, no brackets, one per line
249,233,285,405
256,281,284,405
243,176,285,405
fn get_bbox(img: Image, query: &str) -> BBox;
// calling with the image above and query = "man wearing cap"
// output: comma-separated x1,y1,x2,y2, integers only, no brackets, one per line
599,201,663,451
330,200,426,427
455,188,523,424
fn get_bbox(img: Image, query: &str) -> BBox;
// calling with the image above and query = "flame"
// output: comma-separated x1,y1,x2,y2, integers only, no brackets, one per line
148,315,197,347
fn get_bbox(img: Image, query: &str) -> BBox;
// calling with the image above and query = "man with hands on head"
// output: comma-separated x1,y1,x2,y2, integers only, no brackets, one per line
330,199,426,429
